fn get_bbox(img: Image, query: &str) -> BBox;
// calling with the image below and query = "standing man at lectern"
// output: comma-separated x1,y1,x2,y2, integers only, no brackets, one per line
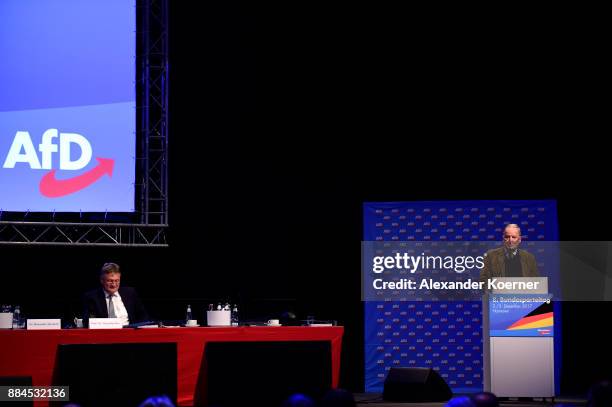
83,262,150,326
480,224,539,283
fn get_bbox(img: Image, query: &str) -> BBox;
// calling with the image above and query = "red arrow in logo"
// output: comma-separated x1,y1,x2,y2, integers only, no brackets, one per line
39,157,115,198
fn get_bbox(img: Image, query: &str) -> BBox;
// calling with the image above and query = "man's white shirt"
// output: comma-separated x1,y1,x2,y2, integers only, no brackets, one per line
105,291,129,326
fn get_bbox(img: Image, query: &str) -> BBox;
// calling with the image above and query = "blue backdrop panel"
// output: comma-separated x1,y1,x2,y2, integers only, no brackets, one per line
363,200,559,393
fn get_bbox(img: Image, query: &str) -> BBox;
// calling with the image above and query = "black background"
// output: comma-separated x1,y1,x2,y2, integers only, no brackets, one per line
1,1,610,396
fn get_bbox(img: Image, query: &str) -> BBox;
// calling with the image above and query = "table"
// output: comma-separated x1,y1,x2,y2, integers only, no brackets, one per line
0,326,343,406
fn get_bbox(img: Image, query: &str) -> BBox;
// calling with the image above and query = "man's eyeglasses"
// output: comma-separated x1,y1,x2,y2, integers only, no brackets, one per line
104,280,120,285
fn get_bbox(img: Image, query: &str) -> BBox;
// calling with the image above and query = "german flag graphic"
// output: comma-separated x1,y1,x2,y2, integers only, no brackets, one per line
507,301,553,330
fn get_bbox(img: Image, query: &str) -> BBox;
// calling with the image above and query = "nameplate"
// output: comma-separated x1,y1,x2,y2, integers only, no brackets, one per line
89,318,123,329
27,319,62,330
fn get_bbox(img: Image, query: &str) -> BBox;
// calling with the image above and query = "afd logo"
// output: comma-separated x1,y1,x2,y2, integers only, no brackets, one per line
2,129,114,198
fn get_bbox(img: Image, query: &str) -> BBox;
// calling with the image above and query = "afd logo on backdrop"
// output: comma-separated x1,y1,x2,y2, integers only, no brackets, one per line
2,128,114,198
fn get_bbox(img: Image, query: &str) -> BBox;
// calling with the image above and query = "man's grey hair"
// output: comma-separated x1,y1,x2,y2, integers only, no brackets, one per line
100,262,120,277
504,223,521,235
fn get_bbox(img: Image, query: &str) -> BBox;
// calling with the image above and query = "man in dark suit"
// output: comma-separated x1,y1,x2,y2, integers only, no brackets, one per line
83,262,150,326
480,224,539,283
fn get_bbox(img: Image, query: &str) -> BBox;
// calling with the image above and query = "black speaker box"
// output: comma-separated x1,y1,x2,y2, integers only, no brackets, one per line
55,343,177,407
383,367,452,402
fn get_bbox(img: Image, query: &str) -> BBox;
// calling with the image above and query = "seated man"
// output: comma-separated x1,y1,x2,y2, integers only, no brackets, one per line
83,262,150,326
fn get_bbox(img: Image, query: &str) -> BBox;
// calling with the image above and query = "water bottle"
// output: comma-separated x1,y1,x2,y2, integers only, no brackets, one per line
186,305,193,323
12,306,21,329
231,305,239,326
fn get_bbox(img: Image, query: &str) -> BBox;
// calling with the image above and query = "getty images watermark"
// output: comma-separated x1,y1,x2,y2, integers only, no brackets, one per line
361,241,612,302
370,250,542,291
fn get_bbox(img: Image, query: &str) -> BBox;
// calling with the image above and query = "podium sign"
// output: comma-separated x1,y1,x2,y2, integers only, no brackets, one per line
489,294,553,337
483,278,555,398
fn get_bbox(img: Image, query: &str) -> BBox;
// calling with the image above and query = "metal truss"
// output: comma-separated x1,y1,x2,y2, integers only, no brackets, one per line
137,0,169,226
0,0,169,247
0,222,167,247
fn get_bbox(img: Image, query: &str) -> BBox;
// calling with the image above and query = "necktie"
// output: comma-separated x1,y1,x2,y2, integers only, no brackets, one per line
108,295,116,318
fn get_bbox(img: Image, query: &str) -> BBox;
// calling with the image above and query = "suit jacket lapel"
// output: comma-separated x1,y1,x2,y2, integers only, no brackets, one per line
496,249,506,277
97,288,108,318
519,251,529,276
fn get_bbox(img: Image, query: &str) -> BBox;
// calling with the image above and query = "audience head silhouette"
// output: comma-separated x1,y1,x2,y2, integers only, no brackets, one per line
139,395,175,407
587,379,612,407
281,393,316,407
470,391,499,407
446,395,476,407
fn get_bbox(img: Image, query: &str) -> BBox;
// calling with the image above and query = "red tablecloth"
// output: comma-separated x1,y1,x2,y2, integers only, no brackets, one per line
0,326,343,406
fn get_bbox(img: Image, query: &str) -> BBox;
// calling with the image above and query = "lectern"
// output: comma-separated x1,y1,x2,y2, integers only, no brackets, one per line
482,277,554,397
